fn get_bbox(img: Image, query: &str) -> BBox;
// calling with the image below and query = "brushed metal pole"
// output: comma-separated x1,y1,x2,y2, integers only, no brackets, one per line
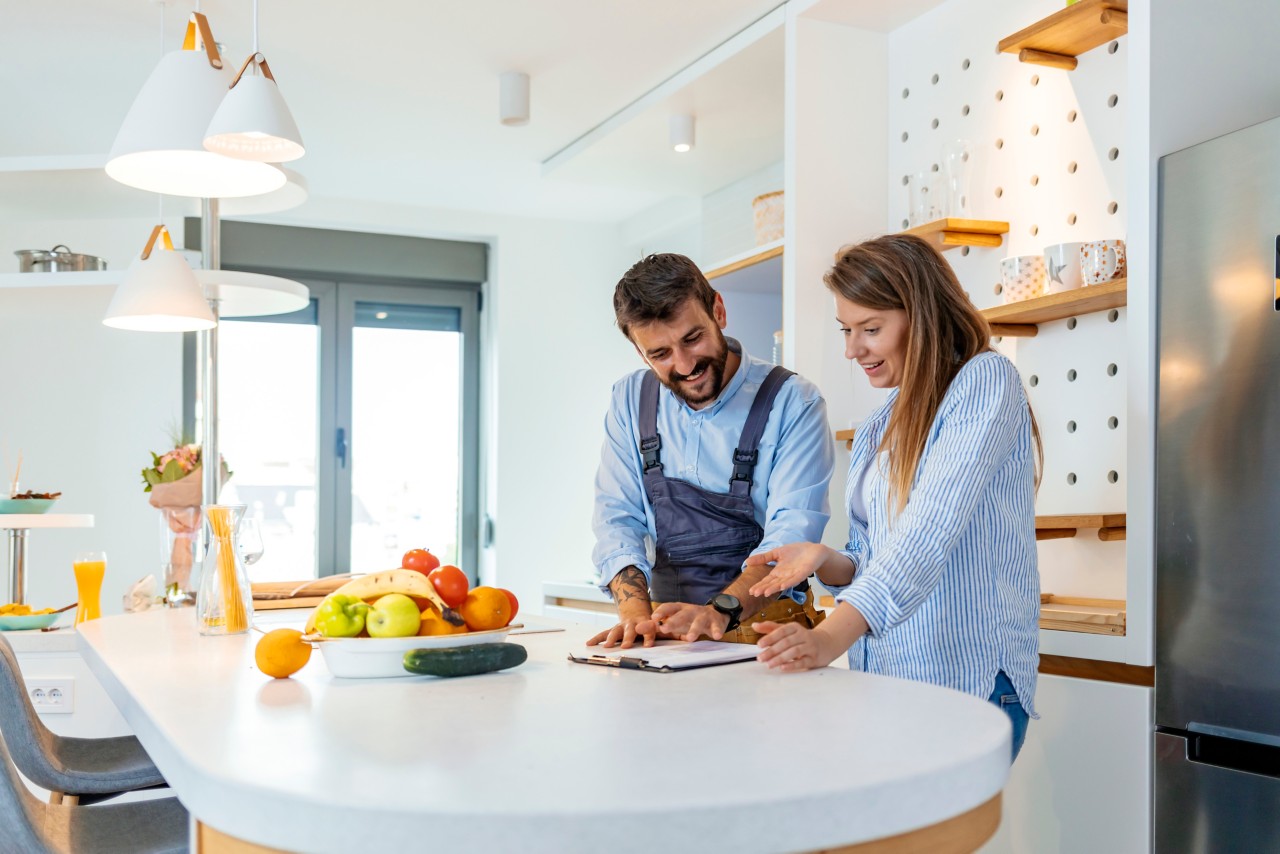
6,529,27,604
200,198,221,507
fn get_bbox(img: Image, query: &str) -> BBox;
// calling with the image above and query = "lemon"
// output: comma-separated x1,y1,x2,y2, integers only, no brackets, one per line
254,628,312,679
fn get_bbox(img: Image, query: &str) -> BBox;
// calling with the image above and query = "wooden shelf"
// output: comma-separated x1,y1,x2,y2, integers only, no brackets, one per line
901,218,1008,252
998,0,1128,70
1040,594,1126,636
704,239,783,281
983,278,1126,337
1036,514,1126,542
834,429,856,450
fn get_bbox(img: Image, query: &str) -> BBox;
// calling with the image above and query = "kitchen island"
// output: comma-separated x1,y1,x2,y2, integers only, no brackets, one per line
77,609,1009,853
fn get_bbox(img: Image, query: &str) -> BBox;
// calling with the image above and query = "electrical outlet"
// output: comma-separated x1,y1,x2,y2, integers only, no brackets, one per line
28,678,74,714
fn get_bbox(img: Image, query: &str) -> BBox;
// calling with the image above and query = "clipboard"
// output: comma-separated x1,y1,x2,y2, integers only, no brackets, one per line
568,640,759,673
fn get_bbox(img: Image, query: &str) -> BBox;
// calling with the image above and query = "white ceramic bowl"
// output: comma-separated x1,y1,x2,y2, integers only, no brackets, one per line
315,626,513,679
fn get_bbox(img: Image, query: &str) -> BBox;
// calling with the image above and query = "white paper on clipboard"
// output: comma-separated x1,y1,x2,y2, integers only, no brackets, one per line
568,640,759,672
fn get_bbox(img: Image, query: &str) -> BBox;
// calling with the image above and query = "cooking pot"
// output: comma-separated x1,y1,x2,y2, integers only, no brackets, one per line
15,245,107,273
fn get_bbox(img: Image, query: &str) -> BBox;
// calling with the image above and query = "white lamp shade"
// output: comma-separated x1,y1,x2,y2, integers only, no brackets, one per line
106,50,286,198
204,73,305,162
500,71,530,126
104,247,216,332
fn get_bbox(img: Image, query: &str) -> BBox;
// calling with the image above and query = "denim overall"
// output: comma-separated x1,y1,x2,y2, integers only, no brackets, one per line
638,365,794,605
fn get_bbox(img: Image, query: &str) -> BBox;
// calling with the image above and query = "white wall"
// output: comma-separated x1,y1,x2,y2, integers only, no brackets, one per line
0,217,185,615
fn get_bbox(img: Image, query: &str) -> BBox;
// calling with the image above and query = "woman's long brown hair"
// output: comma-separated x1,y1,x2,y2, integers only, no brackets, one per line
824,234,1042,516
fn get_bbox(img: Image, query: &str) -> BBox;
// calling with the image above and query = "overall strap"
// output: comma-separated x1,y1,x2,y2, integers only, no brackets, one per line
638,371,663,476
729,366,794,496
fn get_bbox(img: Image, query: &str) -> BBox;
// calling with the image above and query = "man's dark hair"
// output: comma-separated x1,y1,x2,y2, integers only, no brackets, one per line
613,253,717,340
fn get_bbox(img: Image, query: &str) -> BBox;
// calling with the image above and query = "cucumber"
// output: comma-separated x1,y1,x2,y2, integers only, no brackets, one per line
403,643,527,678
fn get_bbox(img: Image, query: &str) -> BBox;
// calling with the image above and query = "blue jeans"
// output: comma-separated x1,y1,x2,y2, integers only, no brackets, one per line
988,670,1029,763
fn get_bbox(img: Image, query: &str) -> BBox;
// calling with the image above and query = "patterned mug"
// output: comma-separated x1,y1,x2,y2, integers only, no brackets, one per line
1000,255,1046,304
1043,242,1086,294
1079,239,1127,285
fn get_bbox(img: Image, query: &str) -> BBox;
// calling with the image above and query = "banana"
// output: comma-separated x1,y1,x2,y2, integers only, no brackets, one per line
305,569,463,633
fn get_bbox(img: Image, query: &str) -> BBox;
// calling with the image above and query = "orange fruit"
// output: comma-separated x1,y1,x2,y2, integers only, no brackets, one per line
254,628,312,679
458,586,512,631
418,607,468,636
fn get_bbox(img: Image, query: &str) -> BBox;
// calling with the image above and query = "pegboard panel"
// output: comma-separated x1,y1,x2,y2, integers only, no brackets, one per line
886,0,1129,599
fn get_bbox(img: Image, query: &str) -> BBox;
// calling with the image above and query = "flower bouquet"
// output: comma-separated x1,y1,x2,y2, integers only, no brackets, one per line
142,440,231,605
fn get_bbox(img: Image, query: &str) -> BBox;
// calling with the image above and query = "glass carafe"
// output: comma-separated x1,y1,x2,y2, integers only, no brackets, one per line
196,504,254,635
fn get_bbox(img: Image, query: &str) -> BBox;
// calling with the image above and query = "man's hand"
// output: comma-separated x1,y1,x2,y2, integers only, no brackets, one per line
745,542,832,598
588,566,660,648
587,613,663,648
651,602,730,642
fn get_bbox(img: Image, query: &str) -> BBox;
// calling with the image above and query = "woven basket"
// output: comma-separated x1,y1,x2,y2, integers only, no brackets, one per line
751,190,785,245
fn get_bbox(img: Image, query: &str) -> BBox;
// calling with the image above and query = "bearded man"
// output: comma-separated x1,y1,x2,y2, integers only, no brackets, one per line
589,253,834,648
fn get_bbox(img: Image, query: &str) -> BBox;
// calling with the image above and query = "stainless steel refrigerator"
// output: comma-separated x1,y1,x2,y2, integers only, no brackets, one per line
1156,115,1280,851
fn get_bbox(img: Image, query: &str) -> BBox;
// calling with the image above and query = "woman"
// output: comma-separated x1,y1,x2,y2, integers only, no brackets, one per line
747,234,1042,761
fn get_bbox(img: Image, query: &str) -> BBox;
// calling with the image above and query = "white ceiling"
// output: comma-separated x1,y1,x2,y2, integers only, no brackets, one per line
1,1,947,225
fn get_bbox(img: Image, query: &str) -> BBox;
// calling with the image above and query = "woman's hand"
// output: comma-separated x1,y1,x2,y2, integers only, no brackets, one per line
754,621,839,672
746,542,831,598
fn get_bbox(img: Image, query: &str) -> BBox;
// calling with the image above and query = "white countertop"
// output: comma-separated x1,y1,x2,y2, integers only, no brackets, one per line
78,609,1010,854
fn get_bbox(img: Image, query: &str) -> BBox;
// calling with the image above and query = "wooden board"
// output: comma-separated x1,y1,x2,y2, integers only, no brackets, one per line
1036,513,1126,530
252,597,326,611
902,218,1009,253
1039,595,1126,636
998,0,1129,59
982,278,1126,327
251,576,350,600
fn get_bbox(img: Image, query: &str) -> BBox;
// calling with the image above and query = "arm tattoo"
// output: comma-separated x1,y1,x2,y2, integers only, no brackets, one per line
610,567,651,605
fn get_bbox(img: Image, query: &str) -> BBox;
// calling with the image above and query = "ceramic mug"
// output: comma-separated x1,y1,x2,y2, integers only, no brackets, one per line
1079,239,1127,285
1000,255,1046,304
1043,242,1086,294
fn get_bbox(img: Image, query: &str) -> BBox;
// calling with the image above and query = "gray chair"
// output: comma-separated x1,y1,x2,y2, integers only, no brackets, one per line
0,731,188,854
0,635,167,805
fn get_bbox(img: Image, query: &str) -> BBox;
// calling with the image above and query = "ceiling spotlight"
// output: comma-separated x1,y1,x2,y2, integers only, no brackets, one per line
670,114,695,153
500,71,530,127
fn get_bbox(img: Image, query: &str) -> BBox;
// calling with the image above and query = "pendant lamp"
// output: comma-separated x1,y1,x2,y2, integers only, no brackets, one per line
104,225,217,332
204,53,305,162
106,13,285,198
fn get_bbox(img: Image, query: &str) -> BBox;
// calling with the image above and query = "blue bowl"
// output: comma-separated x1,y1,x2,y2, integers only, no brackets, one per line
0,498,57,515
0,612,63,631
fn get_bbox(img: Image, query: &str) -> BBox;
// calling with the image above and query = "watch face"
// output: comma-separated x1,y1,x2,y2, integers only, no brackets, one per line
712,594,741,613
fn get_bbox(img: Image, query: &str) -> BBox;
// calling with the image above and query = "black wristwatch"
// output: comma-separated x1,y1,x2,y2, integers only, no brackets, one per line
707,593,743,633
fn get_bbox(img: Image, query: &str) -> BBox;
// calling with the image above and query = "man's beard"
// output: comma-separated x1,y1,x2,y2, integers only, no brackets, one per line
660,331,729,406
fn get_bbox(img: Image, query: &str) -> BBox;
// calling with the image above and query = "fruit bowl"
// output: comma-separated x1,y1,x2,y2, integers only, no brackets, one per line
0,498,58,515
0,612,65,631
311,625,515,679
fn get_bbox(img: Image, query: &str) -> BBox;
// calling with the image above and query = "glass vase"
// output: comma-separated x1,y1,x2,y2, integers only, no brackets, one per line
158,506,200,607
196,504,254,636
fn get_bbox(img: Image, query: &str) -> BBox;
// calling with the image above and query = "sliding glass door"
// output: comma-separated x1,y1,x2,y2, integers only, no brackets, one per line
215,278,480,581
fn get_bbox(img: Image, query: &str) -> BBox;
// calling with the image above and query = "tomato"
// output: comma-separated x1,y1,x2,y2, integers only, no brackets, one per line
401,548,441,576
427,564,469,608
499,588,519,623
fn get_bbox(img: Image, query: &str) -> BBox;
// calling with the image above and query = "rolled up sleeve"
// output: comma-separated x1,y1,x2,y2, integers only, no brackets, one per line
591,379,653,597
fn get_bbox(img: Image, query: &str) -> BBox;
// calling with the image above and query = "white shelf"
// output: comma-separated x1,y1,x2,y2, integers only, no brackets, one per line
704,239,783,295
0,270,309,317
0,272,116,288
0,514,94,529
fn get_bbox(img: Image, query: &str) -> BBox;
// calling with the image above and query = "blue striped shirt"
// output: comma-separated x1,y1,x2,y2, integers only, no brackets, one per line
592,340,834,600
829,351,1040,716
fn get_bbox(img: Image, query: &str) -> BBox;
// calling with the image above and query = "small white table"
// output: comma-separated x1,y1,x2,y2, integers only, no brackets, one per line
0,513,93,604
79,610,1011,854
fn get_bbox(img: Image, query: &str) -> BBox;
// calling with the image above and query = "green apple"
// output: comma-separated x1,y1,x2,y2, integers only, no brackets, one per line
314,594,370,638
366,593,422,638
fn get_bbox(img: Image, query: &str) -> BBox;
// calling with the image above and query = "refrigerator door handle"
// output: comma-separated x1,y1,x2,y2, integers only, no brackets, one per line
1163,726,1280,780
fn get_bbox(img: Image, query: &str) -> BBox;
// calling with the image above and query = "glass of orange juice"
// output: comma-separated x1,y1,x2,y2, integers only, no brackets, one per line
73,551,106,626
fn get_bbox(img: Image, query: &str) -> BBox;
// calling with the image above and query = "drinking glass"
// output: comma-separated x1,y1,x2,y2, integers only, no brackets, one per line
73,551,106,626
941,138,974,218
238,516,265,566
